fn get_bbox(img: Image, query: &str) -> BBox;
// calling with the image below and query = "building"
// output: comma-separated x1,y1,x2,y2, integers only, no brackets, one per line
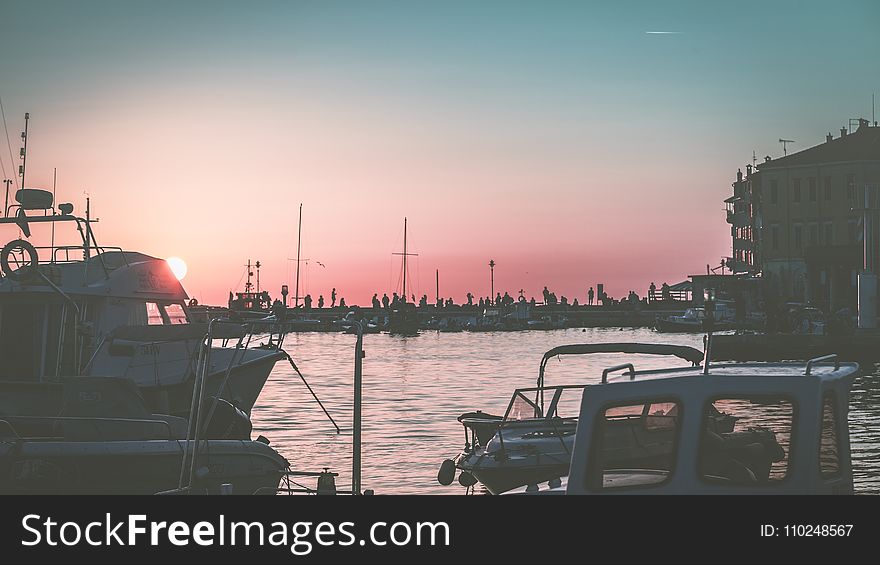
725,118,880,312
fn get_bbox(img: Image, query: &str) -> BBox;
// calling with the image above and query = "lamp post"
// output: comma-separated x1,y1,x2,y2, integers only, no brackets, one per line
489,259,495,304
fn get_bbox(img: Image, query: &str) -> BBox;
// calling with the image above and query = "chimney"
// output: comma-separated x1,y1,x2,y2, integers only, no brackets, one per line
840,127,847,137
746,164,752,176
736,168,743,182
826,132,833,143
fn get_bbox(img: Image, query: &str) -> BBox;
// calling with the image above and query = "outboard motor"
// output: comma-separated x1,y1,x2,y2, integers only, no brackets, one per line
202,397,252,440
437,459,456,486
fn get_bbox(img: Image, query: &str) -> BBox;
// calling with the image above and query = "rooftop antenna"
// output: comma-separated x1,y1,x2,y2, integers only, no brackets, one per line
245,259,254,293
779,138,795,156
873,92,876,126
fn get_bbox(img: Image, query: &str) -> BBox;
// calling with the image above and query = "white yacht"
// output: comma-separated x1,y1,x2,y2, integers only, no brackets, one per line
0,188,285,417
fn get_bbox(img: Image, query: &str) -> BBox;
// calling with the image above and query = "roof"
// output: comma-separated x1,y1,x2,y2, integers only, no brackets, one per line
757,121,880,169
600,361,857,384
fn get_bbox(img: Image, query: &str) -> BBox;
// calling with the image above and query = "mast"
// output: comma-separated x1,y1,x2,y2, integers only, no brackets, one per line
245,260,253,293
403,217,407,298
51,168,56,261
392,217,418,299
295,203,302,308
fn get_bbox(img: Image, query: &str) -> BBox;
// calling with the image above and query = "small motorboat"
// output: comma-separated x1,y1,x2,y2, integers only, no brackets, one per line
438,343,712,494
504,353,857,495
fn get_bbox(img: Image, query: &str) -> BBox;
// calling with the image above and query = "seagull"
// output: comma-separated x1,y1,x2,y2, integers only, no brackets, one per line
316,262,326,268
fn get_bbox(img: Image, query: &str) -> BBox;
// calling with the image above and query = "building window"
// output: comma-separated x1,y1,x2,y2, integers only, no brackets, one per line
793,224,803,249
770,180,778,205
848,218,859,243
771,224,780,250
808,178,817,202
809,223,819,247
823,221,833,246
846,174,855,202
824,177,832,200
792,179,801,203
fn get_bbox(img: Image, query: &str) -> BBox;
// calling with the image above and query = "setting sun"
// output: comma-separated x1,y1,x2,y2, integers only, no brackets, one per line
166,257,187,281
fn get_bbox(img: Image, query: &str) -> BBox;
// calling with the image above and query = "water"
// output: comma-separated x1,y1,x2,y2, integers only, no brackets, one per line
250,327,880,494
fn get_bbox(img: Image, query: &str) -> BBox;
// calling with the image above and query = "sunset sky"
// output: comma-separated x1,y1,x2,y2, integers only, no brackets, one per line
1,1,878,305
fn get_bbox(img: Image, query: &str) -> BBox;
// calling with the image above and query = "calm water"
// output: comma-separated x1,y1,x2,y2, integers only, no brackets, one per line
250,328,880,494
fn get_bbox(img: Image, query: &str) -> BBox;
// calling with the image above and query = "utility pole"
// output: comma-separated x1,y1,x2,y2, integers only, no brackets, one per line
489,259,495,304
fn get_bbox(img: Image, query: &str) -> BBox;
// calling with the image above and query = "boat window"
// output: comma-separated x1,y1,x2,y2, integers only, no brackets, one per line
820,393,840,479
698,397,793,485
163,303,189,325
146,302,164,325
586,399,682,491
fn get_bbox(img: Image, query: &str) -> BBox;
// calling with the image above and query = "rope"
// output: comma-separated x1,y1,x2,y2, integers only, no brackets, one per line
285,353,340,433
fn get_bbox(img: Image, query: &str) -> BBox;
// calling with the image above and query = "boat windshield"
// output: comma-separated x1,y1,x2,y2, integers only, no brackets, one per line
505,385,586,420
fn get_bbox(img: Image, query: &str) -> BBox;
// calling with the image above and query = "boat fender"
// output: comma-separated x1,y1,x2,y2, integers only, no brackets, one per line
1,239,39,280
437,459,456,485
458,471,478,488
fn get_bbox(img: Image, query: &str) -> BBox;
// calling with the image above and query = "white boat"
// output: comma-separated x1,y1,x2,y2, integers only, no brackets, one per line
505,353,857,494
0,190,285,417
0,376,288,495
437,343,714,494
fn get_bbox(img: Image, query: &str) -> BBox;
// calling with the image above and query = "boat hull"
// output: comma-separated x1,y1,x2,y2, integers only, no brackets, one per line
0,439,287,495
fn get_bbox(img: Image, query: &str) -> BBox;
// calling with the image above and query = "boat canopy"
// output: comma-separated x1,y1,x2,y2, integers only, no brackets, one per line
538,343,704,386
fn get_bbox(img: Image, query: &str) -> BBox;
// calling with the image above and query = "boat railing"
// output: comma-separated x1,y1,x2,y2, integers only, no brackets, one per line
0,415,175,440
805,354,840,376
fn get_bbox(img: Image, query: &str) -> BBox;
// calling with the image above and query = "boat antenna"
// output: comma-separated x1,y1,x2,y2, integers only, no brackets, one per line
295,203,302,308
51,168,56,261
245,259,253,293
84,195,91,260
256,260,261,293
19,112,29,190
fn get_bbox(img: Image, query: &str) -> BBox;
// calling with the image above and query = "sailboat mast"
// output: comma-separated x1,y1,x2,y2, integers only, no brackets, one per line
295,203,302,308
402,217,407,298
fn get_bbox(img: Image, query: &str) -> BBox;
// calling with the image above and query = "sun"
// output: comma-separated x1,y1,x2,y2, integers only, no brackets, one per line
166,257,188,281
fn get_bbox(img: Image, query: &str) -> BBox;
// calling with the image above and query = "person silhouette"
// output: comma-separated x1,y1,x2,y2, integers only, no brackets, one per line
318,295,324,308
588,287,594,306
382,293,390,309
331,288,337,308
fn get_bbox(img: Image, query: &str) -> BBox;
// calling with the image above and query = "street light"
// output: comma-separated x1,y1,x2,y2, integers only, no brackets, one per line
489,259,495,305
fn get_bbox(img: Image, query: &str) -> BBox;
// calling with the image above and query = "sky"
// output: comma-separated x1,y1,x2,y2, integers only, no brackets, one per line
1,1,878,305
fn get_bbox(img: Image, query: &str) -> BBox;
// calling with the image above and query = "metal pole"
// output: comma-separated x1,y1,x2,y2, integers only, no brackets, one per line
295,203,302,308
402,217,407,298
3,179,10,217
435,269,439,303
352,320,364,495
489,259,495,304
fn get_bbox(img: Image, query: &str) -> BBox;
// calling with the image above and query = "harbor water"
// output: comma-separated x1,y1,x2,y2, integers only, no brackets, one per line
250,327,880,494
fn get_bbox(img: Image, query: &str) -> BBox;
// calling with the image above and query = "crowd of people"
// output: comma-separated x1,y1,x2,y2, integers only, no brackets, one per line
270,281,679,312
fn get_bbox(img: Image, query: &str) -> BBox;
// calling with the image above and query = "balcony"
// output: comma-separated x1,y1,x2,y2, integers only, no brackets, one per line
726,210,750,228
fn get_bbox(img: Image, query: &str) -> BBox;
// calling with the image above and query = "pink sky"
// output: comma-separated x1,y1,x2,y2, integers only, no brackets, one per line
4,3,873,306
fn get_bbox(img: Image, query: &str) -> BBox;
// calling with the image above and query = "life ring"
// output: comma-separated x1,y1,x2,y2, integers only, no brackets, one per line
1,239,39,280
